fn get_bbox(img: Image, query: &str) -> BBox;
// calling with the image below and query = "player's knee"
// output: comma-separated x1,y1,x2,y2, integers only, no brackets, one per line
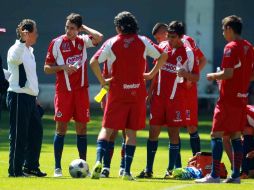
56,122,68,135
109,130,118,141
149,125,160,140
170,135,179,144
149,132,159,141
76,128,87,135
211,131,223,139
98,127,113,141
187,126,197,134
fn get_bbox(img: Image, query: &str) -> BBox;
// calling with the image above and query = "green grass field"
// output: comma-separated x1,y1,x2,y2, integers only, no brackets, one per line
0,109,254,190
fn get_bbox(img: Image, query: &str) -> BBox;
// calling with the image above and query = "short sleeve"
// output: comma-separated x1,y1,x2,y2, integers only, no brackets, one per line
93,40,111,63
80,34,95,48
192,58,200,74
45,40,57,65
186,48,195,72
195,48,204,60
221,44,237,68
143,37,162,59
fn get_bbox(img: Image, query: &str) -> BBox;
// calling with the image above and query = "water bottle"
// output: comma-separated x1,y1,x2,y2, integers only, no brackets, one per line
176,62,184,83
73,60,80,69
94,86,108,103
216,67,221,90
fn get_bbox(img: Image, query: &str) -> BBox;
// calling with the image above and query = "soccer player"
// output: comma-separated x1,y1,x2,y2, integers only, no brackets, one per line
89,11,168,180
153,22,205,160
44,13,103,177
195,15,254,183
138,21,199,178
100,61,126,178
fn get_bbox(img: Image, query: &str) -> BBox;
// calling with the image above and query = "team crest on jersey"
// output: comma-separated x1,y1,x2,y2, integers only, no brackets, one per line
176,56,182,63
56,111,63,118
186,110,191,120
61,42,71,52
124,37,134,48
78,44,83,51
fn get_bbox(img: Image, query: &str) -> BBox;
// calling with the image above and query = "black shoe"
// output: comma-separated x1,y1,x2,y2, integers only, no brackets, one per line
136,169,153,178
23,167,47,177
9,172,28,177
100,168,110,178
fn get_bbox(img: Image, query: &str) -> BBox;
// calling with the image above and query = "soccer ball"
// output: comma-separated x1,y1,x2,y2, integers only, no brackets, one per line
69,159,89,178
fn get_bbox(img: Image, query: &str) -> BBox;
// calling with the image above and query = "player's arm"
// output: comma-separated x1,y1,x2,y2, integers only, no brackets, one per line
178,49,199,82
208,45,236,81
90,40,112,87
198,55,207,71
80,25,103,45
143,53,167,80
146,77,156,103
44,63,77,75
90,57,107,87
177,69,199,82
206,68,234,81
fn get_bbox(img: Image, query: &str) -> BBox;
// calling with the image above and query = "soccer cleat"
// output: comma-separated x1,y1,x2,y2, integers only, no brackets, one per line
122,172,135,181
9,172,29,177
91,161,102,179
222,177,240,184
195,174,220,183
100,168,110,178
54,168,63,177
23,167,47,177
164,170,173,179
136,169,153,178
119,168,125,177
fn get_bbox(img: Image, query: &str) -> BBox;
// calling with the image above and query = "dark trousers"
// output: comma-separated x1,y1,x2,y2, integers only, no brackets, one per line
0,93,2,121
7,92,43,176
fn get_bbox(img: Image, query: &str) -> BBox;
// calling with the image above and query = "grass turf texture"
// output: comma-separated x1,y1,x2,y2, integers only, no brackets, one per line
0,109,254,190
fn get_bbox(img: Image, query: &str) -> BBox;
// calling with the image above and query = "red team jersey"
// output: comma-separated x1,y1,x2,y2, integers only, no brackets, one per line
94,34,162,130
150,44,196,127
213,40,254,133
181,35,202,126
45,34,95,122
45,34,95,92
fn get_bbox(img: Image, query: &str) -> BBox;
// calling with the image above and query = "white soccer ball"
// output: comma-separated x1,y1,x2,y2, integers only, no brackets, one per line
69,159,89,178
